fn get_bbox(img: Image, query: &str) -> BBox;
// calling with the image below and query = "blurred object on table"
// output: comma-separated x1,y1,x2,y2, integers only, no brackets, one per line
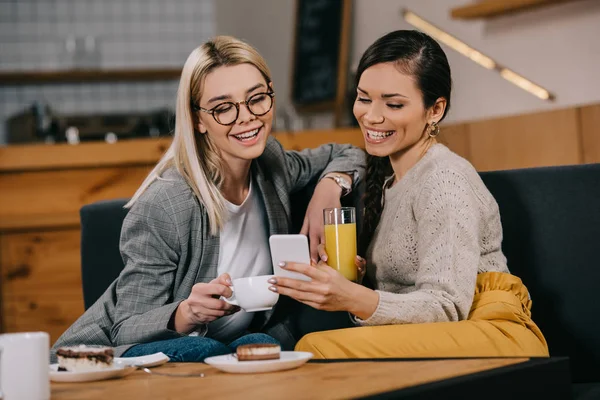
6,102,59,144
6,105,174,145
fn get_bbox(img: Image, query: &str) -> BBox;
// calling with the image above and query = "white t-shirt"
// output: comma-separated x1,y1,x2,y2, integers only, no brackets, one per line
206,177,272,343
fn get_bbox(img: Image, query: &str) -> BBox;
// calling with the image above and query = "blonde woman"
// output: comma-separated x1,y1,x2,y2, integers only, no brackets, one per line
270,30,548,358
50,36,365,362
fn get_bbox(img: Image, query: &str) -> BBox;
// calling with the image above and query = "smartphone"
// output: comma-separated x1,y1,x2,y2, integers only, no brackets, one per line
269,234,312,282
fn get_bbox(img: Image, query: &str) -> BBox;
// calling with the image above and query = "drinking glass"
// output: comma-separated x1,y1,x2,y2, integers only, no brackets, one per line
323,207,357,282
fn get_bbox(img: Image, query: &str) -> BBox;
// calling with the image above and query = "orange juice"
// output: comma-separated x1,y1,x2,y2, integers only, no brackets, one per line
324,222,357,282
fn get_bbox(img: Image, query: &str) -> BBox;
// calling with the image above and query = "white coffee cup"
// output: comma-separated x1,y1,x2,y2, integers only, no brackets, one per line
222,275,279,312
0,332,50,400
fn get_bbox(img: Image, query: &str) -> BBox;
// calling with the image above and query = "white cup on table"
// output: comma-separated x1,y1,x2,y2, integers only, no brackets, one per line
0,332,50,400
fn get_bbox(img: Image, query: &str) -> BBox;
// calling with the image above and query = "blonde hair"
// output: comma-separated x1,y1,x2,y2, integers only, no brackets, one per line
126,36,273,236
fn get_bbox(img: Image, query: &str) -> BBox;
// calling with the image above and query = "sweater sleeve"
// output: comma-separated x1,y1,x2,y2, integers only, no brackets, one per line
356,168,482,326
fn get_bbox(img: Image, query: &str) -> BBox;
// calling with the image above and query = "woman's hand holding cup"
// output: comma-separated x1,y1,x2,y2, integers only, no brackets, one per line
173,273,240,333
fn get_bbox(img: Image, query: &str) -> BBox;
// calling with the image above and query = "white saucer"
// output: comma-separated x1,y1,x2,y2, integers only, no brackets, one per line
244,307,273,312
204,351,313,374
50,352,170,382
115,352,170,368
49,362,137,383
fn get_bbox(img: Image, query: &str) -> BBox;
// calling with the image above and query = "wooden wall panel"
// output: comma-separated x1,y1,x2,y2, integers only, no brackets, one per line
467,108,581,171
0,166,152,231
0,138,171,172
438,124,471,161
0,229,83,342
579,104,600,164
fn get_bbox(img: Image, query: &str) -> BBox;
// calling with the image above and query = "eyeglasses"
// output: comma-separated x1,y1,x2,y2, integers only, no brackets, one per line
192,91,275,126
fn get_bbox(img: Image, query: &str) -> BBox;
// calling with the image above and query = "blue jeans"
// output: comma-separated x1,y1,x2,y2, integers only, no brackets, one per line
121,333,279,362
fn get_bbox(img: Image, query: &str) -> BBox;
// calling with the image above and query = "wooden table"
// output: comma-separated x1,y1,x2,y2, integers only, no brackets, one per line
51,357,571,400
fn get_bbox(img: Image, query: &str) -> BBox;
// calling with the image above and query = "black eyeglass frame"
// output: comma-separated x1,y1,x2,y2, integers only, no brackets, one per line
191,91,275,126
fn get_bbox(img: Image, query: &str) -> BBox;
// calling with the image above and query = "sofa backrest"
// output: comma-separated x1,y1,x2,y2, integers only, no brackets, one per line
480,163,600,382
80,163,600,382
79,198,129,310
79,179,360,310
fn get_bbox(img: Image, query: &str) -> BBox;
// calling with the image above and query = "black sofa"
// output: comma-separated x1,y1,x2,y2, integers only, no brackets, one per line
79,163,600,398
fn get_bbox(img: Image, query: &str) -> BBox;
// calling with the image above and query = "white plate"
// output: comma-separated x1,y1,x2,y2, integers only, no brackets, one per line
49,361,137,383
50,352,170,383
114,352,170,368
204,351,313,374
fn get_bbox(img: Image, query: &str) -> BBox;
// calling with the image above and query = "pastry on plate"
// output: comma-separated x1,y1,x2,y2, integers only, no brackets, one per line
236,344,281,361
56,345,114,372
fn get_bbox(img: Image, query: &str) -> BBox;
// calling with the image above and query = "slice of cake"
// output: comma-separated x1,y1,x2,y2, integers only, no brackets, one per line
236,344,281,361
56,345,114,372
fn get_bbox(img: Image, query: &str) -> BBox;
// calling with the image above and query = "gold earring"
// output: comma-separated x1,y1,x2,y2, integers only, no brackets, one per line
428,122,440,138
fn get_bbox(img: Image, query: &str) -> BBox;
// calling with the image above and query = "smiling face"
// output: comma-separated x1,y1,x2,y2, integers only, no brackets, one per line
353,62,444,159
195,63,274,166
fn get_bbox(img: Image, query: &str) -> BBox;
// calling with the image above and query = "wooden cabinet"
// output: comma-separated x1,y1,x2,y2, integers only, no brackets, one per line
0,138,169,342
1,229,82,341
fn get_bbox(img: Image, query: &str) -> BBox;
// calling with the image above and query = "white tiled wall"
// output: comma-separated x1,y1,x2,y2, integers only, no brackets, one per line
0,0,216,145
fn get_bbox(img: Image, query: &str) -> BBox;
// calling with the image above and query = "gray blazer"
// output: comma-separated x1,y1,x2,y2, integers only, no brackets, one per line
50,137,365,361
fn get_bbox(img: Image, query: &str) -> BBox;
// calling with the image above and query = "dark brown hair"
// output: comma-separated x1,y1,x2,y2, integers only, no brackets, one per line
357,30,452,255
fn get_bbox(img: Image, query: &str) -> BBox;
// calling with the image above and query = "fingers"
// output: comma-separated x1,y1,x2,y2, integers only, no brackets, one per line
192,282,233,300
299,217,309,236
220,273,233,286
279,261,329,281
355,255,366,284
221,284,234,299
217,274,233,298
309,232,320,264
314,260,332,272
355,255,366,269
191,293,235,310
317,243,329,263
191,306,237,321
302,218,320,263
309,224,324,263
185,282,241,324
211,273,233,286
270,283,324,305
194,292,240,312
270,276,315,293
187,296,239,317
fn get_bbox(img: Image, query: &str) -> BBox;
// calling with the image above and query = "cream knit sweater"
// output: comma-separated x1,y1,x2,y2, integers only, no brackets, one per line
359,144,509,326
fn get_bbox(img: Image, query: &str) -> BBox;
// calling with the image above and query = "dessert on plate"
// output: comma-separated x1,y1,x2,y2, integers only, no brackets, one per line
236,344,281,361
56,345,114,372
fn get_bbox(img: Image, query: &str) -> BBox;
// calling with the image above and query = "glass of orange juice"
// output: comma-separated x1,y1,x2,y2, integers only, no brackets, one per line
323,207,357,282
